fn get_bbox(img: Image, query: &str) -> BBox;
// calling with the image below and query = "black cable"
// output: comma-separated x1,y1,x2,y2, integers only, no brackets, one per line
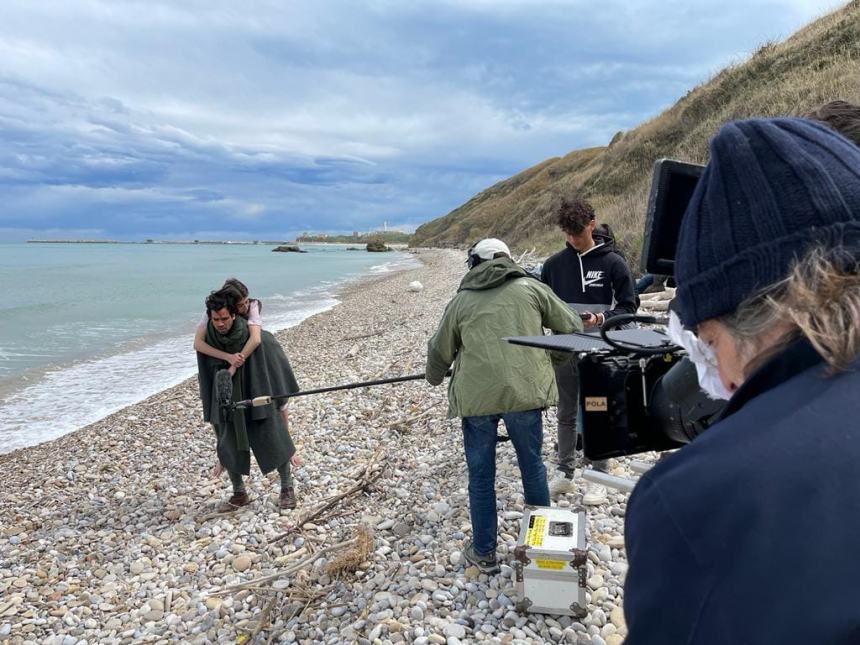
598,313,681,355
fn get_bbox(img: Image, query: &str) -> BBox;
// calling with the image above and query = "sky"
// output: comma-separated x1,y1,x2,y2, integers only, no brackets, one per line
0,0,842,241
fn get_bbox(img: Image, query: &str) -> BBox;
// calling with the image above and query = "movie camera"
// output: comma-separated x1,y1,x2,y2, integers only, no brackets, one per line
508,159,725,461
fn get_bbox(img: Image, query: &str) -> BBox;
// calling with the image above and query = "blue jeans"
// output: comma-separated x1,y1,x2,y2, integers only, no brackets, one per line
635,273,655,294
462,409,550,555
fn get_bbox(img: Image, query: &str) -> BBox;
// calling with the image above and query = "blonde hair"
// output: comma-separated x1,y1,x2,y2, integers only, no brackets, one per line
719,247,860,373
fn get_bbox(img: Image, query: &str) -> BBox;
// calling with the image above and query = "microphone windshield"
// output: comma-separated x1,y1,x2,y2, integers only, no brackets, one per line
215,369,233,407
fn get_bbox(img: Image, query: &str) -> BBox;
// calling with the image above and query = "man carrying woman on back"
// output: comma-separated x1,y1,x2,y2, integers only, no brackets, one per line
195,279,302,512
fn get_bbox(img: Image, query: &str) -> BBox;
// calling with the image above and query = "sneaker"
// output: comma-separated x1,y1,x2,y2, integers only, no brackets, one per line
580,456,609,473
278,486,297,510
582,483,608,506
463,540,500,574
591,459,609,473
549,474,576,497
216,491,252,513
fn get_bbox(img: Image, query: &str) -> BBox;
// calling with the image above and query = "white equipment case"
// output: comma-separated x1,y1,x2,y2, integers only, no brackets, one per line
513,506,588,617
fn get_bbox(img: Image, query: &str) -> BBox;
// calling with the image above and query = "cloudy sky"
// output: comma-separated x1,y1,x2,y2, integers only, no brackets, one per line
0,0,840,241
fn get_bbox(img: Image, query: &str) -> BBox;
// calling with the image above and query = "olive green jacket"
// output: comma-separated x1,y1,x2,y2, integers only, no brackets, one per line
426,257,582,418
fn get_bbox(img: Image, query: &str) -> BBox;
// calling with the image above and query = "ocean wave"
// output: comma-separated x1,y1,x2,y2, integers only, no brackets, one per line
0,294,339,454
370,255,422,274
0,335,197,454
0,252,420,454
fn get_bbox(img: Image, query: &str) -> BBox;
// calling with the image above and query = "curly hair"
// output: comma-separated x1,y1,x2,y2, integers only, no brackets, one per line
205,290,236,316
556,196,595,235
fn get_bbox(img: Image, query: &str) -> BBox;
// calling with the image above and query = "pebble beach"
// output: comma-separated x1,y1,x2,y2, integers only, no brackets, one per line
0,249,636,645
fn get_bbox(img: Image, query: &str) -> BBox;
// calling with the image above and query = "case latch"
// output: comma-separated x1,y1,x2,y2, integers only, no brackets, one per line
570,601,587,618
514,544,531,566
570,548,587,567
516,597,533,613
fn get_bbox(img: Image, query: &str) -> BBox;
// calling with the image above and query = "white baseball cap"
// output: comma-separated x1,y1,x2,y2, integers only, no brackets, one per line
470,238,511,260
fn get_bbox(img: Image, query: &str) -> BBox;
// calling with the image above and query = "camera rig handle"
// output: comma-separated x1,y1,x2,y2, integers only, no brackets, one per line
599,314,680,355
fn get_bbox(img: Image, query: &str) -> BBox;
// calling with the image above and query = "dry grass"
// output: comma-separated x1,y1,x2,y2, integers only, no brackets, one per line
324,524,374,577
410,1,860,268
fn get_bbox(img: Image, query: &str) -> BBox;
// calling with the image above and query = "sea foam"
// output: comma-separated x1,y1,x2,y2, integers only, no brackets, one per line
0,293,337,454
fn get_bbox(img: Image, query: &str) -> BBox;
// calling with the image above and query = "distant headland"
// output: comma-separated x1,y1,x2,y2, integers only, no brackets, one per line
26,239,291,245
297,231,411,244
27,234,414,245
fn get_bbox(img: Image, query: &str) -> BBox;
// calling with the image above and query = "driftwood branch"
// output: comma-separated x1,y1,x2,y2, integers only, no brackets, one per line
340,330,383,342
514,247,537,265
197,509,231,523
208,538,357,596
387,403,438,432
206,452,385,642
246,595,278,642
271,449,386,544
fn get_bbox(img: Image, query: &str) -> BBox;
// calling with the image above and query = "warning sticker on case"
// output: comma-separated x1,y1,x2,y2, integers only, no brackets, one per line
525,515,546,547
535,559,566,570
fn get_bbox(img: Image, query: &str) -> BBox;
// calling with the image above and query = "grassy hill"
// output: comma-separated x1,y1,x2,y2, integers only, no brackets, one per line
410,1,860,267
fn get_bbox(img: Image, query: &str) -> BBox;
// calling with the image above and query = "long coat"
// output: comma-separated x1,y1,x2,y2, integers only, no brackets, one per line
197,318,298,475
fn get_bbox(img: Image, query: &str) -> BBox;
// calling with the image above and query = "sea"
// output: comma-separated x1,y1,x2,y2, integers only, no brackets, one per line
0,242,420,454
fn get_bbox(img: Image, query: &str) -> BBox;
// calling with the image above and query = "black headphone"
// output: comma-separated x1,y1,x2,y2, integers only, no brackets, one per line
466,241,483,270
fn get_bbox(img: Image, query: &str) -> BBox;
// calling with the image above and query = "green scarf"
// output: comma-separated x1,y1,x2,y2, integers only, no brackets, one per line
203,316,250,451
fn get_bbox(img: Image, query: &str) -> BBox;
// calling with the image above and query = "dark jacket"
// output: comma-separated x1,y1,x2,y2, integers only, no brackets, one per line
426,257,581,418
624,338,860,644
541,236,637,319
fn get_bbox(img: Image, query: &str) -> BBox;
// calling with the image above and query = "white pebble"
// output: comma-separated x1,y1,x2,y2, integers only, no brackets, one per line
443,623,466,639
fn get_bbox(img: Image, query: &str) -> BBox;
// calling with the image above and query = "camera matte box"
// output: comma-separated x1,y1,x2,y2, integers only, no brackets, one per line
513,506,588,618
578,352,687,459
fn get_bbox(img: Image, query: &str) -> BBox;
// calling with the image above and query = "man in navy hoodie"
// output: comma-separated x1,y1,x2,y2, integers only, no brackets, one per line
624,118,860,643
540,197,636,500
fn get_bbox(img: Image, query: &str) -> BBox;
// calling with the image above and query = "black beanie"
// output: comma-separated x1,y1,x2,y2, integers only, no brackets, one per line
675,117,860,328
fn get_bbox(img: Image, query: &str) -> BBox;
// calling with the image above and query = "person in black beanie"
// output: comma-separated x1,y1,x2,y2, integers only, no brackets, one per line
624,118,860,643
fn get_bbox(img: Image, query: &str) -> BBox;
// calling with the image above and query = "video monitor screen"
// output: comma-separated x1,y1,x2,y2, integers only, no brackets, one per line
641,159,705,276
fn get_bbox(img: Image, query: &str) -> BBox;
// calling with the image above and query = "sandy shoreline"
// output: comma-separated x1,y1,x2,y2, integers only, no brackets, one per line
0,249,630,644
